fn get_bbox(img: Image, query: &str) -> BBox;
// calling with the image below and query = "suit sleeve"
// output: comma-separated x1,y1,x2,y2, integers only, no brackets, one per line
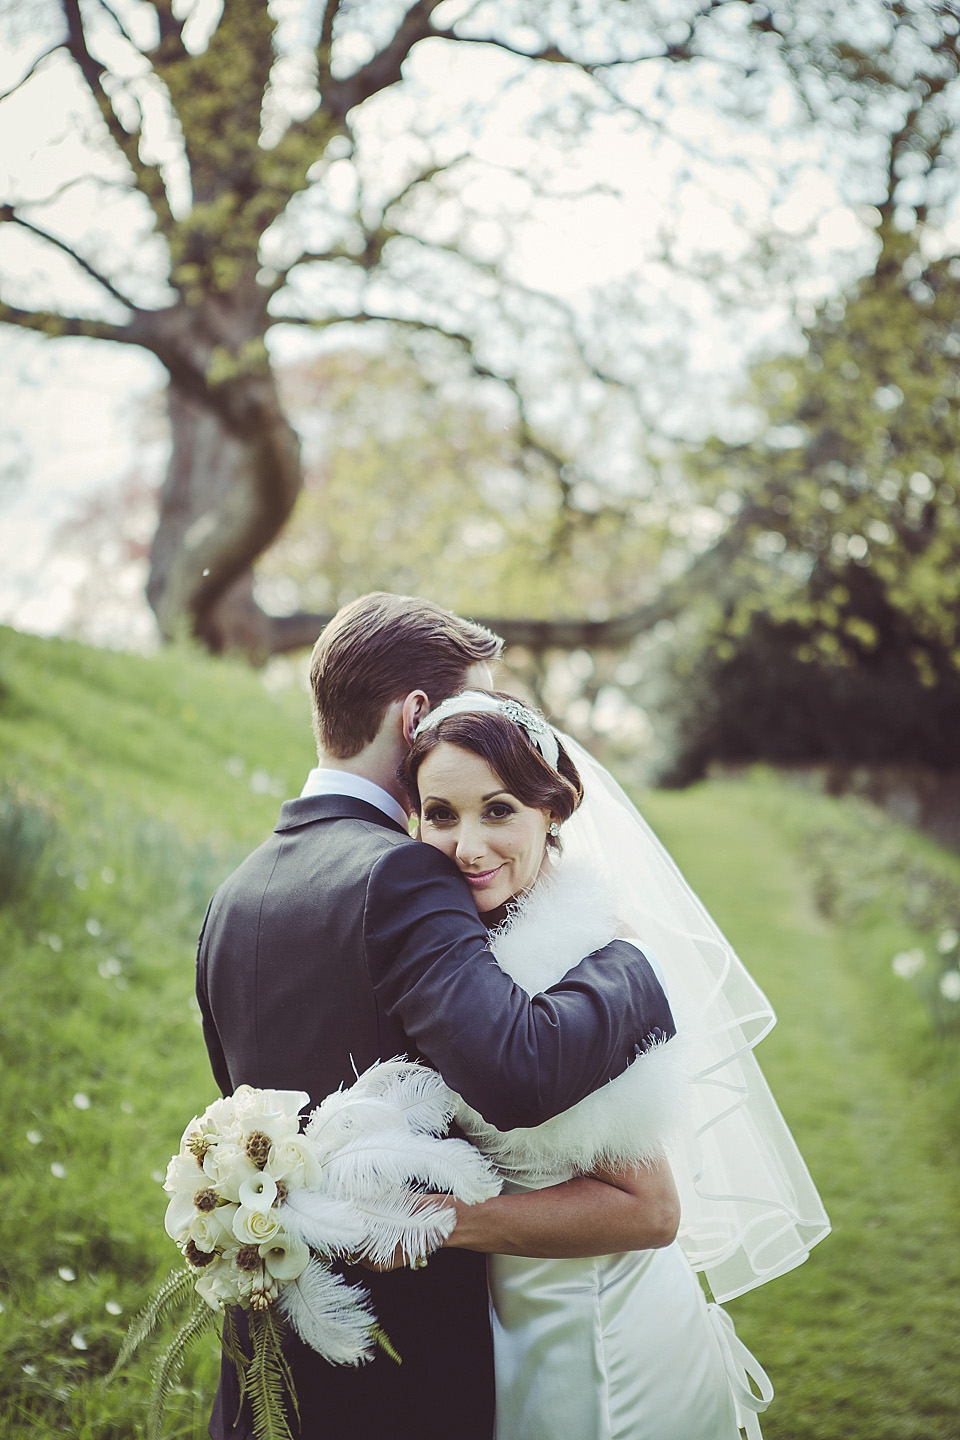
195,900,232,1098
364,842,675,1132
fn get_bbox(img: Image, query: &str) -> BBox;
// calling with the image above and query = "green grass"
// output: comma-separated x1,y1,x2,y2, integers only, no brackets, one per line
1,625,959,1438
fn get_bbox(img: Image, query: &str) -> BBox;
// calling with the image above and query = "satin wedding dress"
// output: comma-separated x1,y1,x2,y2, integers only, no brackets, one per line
454,858,782,1440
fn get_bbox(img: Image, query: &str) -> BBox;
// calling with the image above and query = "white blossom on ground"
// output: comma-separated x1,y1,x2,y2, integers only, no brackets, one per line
892,949,925,979
938,970,960,1002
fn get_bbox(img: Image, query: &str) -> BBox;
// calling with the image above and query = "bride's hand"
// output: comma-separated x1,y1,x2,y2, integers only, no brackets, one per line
357,1193,458,1272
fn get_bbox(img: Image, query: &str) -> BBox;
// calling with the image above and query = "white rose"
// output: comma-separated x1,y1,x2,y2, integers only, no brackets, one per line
232,1087,309,1144
233,1205,283,1246
194,1256,240,1311
164,1150,204,1196
181,1093,240,1151
265,1136,323,1190
189,1206,235,1255
260,1232,310,1283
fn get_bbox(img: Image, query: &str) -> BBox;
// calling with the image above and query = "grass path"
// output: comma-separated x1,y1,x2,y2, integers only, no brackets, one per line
2,630,959,1438
643,784,960,1440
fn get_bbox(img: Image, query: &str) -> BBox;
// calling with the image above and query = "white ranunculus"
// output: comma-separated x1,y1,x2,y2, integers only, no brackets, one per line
265,1135,323,1190
238,1174,279,1212
233,1204,283,1246
260,1231,310,1283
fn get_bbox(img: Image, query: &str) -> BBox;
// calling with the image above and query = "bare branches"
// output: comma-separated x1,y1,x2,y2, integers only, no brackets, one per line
317,0,343,81
58,0,174,234
0,299,135,345
0,207,139,312
320,0,443,119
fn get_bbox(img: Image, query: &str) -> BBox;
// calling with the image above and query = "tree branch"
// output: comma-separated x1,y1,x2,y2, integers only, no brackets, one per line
58,0,174,233
0,300,135,345
147,0,188,56
258,526,745,657
0,207,139,312
320,0,444,119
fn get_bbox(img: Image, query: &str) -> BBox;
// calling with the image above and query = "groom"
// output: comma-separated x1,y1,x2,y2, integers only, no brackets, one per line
196,592,675,1440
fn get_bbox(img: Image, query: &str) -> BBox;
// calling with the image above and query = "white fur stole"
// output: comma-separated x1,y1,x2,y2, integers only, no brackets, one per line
455,859,689,1185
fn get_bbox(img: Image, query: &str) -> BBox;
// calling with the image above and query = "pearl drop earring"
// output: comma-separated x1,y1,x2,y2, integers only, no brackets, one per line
548,822,560,837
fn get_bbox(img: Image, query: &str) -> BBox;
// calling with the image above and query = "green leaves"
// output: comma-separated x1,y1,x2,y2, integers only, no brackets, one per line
106,1267,195,1382
242,1307,299,1440
107,1268,218,1440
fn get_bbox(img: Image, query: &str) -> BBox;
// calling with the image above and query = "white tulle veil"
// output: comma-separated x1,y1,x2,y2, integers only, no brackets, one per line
559,734,830,1303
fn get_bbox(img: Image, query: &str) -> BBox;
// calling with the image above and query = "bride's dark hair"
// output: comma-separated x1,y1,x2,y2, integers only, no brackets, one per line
399,692,582,845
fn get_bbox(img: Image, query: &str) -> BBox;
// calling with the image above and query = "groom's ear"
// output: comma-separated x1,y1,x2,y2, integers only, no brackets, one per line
399,690,430,746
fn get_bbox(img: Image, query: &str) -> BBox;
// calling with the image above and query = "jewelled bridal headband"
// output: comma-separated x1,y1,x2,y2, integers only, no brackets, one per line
414,690,561,771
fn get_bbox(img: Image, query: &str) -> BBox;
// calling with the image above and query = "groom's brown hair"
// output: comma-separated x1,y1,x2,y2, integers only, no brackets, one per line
310,593,502,758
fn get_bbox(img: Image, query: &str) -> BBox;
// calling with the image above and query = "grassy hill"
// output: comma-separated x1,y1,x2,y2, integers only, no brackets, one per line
1,625,959,1439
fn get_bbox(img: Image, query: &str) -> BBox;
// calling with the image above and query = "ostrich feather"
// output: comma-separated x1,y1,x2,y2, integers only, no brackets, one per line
350,1187,459,1269
277,1191,369,1256
321,1126,502,1205
276,1258,377,1367
304,1059,456,1157
452,859,691,1183
348,1059,457,1135
457,1038,690,1182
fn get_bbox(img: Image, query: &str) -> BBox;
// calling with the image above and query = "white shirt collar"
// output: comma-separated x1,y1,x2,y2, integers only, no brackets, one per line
300,766,410,831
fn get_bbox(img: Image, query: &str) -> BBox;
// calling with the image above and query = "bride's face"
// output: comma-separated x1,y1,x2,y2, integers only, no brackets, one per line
417,742,552,914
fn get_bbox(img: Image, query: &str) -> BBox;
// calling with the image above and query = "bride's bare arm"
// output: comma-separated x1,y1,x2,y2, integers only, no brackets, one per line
441,1157,680,1259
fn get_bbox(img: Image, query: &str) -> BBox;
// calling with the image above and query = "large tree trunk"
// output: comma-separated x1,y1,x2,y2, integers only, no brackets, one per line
147,370,307,661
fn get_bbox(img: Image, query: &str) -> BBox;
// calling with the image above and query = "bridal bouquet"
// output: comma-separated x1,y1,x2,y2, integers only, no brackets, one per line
112,1060,501,1440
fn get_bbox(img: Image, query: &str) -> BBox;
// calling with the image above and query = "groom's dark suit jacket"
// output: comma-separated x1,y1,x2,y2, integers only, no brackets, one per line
196,793,674,1440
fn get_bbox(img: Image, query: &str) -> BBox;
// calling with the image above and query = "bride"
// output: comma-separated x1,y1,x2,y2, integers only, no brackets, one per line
398,690,830,1440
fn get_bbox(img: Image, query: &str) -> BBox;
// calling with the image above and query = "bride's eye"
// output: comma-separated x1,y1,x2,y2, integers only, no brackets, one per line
485,802,516,820
422,805,456,825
